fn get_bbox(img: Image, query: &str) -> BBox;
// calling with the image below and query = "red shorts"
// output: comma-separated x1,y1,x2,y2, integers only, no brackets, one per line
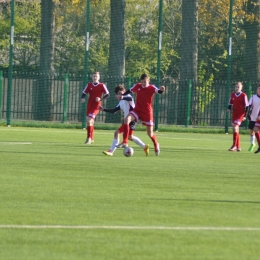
86,109,99,119
232,115,244,126
130,110,154,126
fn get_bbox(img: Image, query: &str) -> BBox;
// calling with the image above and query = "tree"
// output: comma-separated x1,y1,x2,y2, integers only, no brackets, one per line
108,0,126,78
180,0,198,81
0,0,41,70
245,0,260,82
37,0,55,120
106,0,126,123
197,0,246,81
178,0,198,125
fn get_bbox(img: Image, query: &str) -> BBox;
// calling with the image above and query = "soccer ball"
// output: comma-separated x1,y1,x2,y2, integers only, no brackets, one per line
123,147,134,157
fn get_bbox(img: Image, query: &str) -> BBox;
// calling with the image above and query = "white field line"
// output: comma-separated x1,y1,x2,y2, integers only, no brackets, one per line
0,225,260,231
0,142,32,145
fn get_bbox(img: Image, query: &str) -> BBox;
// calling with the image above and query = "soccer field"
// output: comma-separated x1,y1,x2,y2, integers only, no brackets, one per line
1,127,260,259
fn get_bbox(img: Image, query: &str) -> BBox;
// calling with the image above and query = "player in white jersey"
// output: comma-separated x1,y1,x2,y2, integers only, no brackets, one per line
99,85,149,156
247,85,260,152
252,110,260,154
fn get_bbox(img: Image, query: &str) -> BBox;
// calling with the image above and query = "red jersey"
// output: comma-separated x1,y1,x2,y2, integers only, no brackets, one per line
229,92,248,120
83,82,109,111
130,83,159,115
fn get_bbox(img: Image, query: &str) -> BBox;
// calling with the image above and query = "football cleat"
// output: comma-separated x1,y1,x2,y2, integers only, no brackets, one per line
254,147,260,154
103,150,113,156
248,143,255,152
84,138,94,144
116,142,128,148
228,146,237,152
237,148,241,152
155,143,160,156
144,144,149,156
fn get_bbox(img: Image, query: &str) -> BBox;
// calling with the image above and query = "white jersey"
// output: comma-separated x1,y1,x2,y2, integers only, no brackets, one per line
248,94,260,121
118,94,135,119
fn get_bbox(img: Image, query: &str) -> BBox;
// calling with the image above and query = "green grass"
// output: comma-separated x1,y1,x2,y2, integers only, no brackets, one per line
0,119,250,134
1,127,260,259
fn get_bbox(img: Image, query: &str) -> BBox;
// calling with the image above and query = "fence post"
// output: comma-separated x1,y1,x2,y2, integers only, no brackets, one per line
63,73,69,123
127,77,132,89
82,0,91,129
7,0,15,126
0,71,3,119
186,79,192,126
225,0,234,133
155,0,163,131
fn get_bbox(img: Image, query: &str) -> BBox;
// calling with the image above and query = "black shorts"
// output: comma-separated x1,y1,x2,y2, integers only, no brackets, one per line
248,121,256,130
129,121,136,130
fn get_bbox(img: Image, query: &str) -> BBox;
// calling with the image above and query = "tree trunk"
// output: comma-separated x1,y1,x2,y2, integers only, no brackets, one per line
245,0,260,82
37,0,55,121
106,0,126,123
178,0,198,125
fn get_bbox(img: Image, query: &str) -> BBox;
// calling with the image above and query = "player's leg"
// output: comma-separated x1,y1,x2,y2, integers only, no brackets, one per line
128,121,145,148
103,129,120,156
117,114,134,148
254,128,260,154
128,122,149,156
86,110,99,144
236,125,241,151
229,122,239,151
85,116,95,144
146,125,160,156
248,121,256,152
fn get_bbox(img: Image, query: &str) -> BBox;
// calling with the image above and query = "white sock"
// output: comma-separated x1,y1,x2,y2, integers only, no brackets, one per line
109,138,119,153
250,135,255,145
131,136,145,149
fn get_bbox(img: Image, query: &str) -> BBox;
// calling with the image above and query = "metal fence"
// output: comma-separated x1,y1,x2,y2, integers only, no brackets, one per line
1,71,255,128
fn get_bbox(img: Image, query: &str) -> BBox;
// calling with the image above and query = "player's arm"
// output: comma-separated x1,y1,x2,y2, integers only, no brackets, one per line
95,93,110,102
158,86,165,94
227,104,232,113
245,105,252,119
100,93,110,101
81,92,87,103
81,84,89,103
122,89,132,96
116,90,132,100
100,105,120,114
122,96,133,101
227,95,233,112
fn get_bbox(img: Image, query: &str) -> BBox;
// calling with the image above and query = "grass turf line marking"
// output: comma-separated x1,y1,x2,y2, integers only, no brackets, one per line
0,142,32,145
1,225,260,231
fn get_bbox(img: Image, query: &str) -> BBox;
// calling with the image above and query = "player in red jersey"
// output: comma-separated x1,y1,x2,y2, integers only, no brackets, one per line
81,72,109,144
116,73,165,156
99,85,149,156
227,82,249,151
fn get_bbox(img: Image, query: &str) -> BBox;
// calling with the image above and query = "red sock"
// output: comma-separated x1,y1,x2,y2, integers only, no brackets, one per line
122,124,129,143
256,132,260,146
233,132,238,147
150,134,158,149
87,126,91,138
237,133,240,148
90,125,94,140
